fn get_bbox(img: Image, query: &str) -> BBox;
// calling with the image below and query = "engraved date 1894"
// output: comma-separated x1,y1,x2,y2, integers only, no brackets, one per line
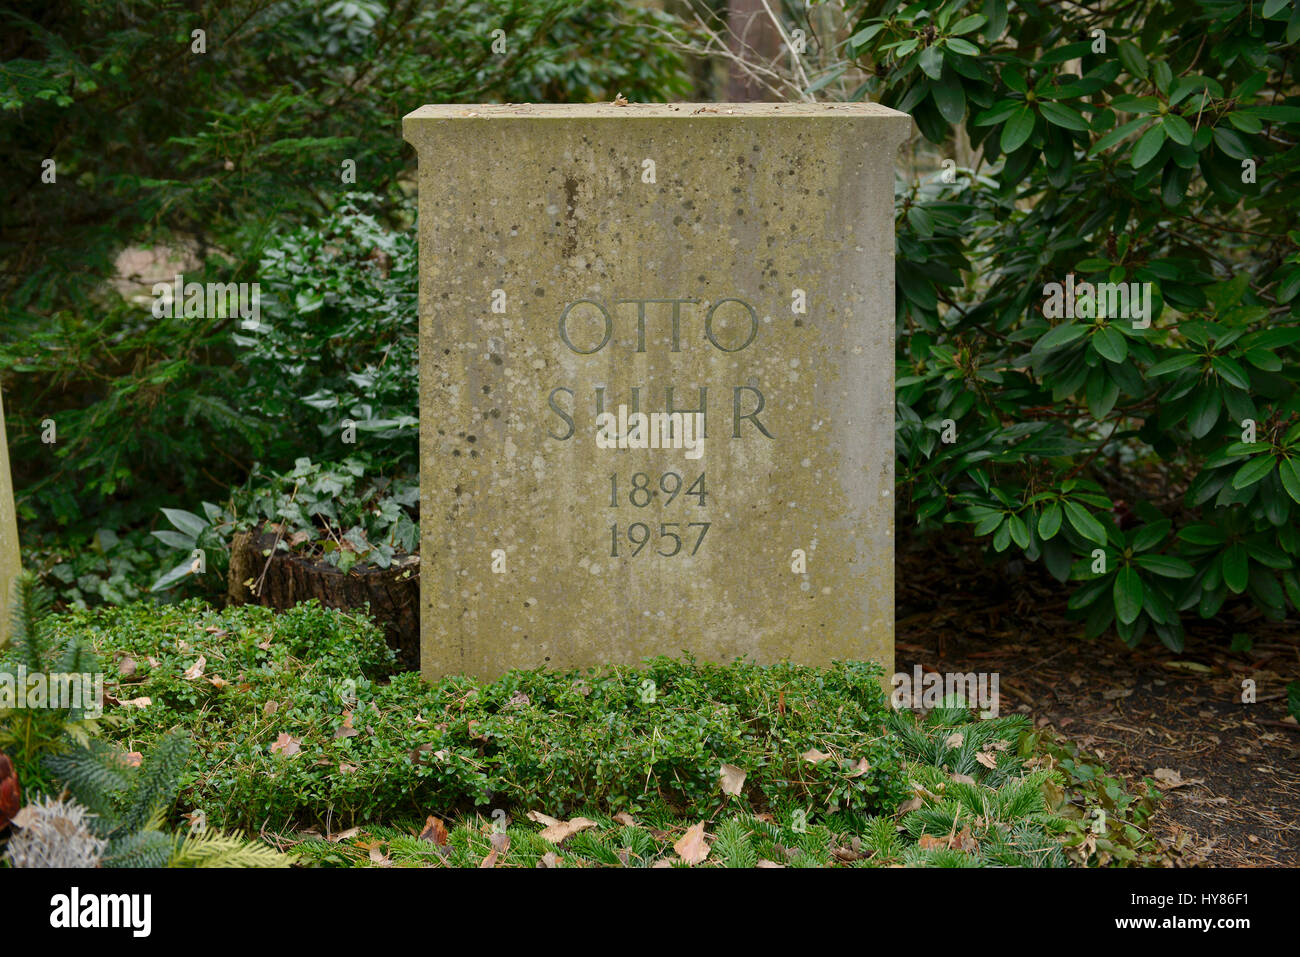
608,471,710,557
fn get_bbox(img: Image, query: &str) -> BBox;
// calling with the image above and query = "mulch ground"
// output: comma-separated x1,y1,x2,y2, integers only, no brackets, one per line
896,536,1300,867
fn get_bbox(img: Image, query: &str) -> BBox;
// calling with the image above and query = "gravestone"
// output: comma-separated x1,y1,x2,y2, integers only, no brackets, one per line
0,392,20,641
403,102,910,680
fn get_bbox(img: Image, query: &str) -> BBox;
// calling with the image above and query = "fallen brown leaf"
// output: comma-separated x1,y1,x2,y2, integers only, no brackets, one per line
534,815,598,844
334,711,359,740
846,757,871,777
1152,768,1204,789
719,763,747,796
419,815,450,846
526,810,563,829
674,822,710,866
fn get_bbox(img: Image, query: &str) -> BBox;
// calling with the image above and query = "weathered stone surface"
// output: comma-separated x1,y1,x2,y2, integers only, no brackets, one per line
0,392,20,640
403,103,910,680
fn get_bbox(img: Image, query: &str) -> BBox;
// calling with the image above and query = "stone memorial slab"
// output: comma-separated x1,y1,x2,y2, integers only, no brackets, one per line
403,102,910,679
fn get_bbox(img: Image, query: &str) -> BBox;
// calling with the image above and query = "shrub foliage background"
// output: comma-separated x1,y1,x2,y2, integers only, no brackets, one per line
848,0,1299,649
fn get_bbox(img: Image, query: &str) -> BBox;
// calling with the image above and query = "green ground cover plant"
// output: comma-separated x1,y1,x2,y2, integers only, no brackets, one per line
8,598,1166,867
0,575,290,867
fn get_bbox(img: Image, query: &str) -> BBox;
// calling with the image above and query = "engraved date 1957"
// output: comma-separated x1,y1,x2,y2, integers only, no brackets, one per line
608,471,709,557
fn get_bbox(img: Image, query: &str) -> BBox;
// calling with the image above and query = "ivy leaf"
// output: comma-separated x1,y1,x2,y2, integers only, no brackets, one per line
150,559,197,592
152,529,196,551
161,508,208,540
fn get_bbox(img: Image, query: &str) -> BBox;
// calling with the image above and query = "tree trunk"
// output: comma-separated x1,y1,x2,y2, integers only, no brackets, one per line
227,525,419,670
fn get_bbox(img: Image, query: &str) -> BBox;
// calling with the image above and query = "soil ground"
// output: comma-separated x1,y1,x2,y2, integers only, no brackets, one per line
896,537,1300,867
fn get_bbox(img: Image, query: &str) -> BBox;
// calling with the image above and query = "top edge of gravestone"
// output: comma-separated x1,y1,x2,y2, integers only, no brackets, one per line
403,102,910,123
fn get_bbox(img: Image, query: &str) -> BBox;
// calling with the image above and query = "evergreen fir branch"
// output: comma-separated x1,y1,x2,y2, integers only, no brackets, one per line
6,572,53,671
713,818,757,868
102,828,173,868
170,828,294,868
42,738,131,821
117,731,191,836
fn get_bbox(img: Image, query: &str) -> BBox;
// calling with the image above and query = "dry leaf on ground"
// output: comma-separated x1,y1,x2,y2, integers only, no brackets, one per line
674,822,710,865
527,811,597,844
1153,768,1204,789
419,815,450,846
719,763,746,795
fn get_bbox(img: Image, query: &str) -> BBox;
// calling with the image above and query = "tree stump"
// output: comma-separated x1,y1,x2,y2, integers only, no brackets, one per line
227,525,419,670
